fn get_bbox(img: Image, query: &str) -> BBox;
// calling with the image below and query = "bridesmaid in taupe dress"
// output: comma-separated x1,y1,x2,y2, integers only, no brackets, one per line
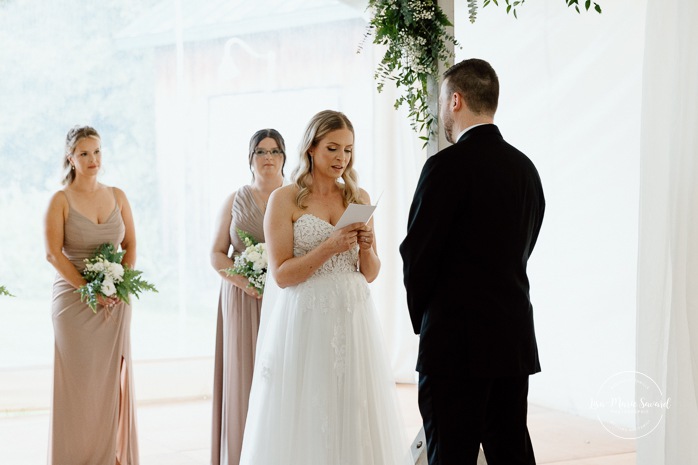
210,129,286,465
44,126,139,465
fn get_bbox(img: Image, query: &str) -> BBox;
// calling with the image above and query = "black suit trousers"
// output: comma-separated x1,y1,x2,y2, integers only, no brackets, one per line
418,373,536,465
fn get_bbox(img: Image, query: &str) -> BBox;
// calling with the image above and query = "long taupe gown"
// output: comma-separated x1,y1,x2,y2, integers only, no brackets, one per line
49,189,139,465
211,185,265,465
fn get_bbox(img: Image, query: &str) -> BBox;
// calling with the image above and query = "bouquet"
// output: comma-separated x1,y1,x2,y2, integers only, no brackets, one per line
0,285,13,297
77,243,158,312
223,229,267,295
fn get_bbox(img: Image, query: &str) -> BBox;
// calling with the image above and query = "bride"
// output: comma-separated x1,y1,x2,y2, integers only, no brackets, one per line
239,110,411,465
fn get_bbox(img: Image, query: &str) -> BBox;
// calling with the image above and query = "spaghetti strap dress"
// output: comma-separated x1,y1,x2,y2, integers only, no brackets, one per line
211,185,265,465
49,188,139,465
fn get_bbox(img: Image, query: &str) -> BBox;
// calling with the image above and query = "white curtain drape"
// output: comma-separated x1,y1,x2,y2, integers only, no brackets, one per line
370,70,424,384
637,1,698,463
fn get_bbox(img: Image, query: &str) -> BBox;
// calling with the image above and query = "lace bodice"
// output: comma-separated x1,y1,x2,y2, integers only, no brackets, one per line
293,214,359,277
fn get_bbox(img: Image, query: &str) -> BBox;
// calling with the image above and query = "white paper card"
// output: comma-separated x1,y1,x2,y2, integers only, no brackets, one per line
333,203,377,230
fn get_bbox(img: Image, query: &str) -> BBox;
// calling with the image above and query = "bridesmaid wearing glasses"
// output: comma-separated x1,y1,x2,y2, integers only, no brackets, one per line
210,129,286,465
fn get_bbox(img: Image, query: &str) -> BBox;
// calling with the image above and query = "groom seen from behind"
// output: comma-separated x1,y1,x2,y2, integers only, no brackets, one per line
400,58,545,465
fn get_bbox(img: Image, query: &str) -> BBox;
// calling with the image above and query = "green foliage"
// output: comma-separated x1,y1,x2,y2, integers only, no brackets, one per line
237,228,259,248
480,0,602,21
77,281,101,312
363,0,458,145
116,267,159,304
0,285,14,297
364,0,603,144
96,243,126,264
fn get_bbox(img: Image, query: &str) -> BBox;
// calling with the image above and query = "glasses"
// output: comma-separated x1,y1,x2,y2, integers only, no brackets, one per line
254,149,284,157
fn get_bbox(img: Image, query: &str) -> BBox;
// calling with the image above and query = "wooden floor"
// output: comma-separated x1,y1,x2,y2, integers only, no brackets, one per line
0,383,635,464
396,384,636,465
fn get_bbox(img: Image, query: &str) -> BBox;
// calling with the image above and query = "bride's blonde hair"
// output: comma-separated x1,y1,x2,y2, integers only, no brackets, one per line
291,110,363,208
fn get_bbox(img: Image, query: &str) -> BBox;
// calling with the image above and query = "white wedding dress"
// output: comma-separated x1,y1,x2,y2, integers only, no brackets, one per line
239,214,412,465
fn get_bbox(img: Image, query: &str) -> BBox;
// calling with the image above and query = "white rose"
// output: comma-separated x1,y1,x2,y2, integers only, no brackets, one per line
247,250,262,271
108,262,125,282
101,278,117,297
91,261,106,273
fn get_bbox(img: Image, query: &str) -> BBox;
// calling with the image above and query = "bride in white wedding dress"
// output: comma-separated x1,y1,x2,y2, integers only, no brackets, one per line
239,110,411,465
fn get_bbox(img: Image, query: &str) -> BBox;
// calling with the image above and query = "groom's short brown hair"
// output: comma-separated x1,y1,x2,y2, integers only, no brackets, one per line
443,58,499,116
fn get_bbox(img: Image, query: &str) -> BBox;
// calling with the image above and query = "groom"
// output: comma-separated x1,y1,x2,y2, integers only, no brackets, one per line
400,58,545,465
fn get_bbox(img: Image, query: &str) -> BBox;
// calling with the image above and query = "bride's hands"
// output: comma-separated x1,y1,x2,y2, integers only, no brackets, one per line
356,224,374,251
327,222,364,254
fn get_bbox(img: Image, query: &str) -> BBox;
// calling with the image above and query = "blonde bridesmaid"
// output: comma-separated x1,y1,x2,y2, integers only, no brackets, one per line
44,125,139,464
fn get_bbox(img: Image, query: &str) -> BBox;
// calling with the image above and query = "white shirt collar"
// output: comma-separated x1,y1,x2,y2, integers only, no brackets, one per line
455,123,489,142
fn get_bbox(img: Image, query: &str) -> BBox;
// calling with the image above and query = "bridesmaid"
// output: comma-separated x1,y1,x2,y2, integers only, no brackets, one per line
210,129,286,465
44,125,139,465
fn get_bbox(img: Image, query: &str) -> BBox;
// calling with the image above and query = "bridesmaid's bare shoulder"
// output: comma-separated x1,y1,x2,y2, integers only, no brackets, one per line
106,186,133,214
223,190,237,211
50,189,69,204
110,186,129,201
47,190,70,218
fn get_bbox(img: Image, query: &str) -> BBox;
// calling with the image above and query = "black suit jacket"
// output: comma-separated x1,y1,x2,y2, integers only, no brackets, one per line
400,124,545,377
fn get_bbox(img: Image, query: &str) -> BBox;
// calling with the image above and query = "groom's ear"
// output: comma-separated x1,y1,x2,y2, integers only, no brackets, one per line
451,92,464,112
